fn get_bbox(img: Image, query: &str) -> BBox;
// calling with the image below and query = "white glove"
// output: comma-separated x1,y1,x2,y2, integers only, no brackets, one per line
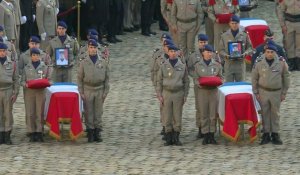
81,0,87,4
20,16,27,24
2,36,8,42
33,14,36,22
40,32,47,41
56,8,59,15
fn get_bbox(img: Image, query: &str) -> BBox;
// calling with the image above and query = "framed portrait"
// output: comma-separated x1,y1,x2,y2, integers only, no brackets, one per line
55,48,69,66
228,41,243,59
239,0,250,6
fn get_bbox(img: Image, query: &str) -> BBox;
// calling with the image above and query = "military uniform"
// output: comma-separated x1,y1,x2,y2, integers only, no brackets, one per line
252,52,290,145
207,0,239,51
219,28,252,82
161,0,178,45
202,0,214,46
0,45,19,145
4,40,17,61
156,55,189,145
171,0,203,56
21,58,51,142
19,49,50,75
36,0,58,50
77,52,110,142
277,0,300,70
194,51,223,144
0,0,18,41
46,35,79,82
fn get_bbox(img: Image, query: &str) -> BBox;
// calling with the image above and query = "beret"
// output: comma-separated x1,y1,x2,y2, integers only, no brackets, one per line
198,34,208,41
30,48,41,55
230,15,240,23
203,44,214,52
29,36,40,43
57,21,67,29
0,42,8,49
88,39,98,47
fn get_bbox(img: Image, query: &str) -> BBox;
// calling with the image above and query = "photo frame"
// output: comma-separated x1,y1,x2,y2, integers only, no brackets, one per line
55,48,69,66
239,0,250,6
228,41,243,59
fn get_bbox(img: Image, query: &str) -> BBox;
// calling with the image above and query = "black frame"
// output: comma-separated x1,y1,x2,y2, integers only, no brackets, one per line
228,41,244,59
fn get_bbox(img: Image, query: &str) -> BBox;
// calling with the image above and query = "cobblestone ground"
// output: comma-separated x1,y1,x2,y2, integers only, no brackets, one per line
1,1,300,174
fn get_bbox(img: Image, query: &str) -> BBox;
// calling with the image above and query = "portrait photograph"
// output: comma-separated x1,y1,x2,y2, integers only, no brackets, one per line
55,48,69,66
228,42,243,59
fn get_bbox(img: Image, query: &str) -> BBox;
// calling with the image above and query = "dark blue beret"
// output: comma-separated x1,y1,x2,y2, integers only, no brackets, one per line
29,36,40,43
265,44,277,52
58,21,68,29
30,48,40,55
89,35,98,41
161,33,172,40
0,42,8,49
163,39,174,46
0,25,3,32
167,44,179,51
265,39,275,46
88,29,98,36
88,39,98,47
230,15,240,23
203,44,214,52
198,34,208,41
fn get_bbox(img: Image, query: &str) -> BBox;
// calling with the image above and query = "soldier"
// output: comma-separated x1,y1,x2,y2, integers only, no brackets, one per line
21,48,51,142
187,34,209,139
7,0,23,52
46,21,79,83
202,0,214,46
36,0,58,50
0,0,18,42
252,44,290,145
171,0,203,57
19,36,50,76
161,0,178,45
277,0,300,71
0,36,17,61
150,34,173,137
194,45,223,145
123,0,134,32
19,0,35,52
77,39,110,143
0,42,19,145
156,44,190,146
207,0,239,51
251,29,287,68
141,0,157,36
219,15,253,82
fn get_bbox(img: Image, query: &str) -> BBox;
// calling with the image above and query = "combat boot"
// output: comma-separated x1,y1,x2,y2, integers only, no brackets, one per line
295,57,300,71
173,132,182,146
29,133,35,142
197,127,204,139
94,128,103,142
37,132,44,142
87,129,94,143
271,133,283,145
164,132,173,146
288,58,296,71
260,133,271,145
202,133,209,145
5,131,12,145
160,126,165,135
209,132,218,145
0,132,4,144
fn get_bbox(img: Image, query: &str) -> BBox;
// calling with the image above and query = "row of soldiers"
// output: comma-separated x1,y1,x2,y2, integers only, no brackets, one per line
151,14,290,146
0,21,110,144
160,0,300,71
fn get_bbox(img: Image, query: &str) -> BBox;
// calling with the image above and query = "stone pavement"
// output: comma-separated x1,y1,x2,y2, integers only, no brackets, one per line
0,1,300,174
